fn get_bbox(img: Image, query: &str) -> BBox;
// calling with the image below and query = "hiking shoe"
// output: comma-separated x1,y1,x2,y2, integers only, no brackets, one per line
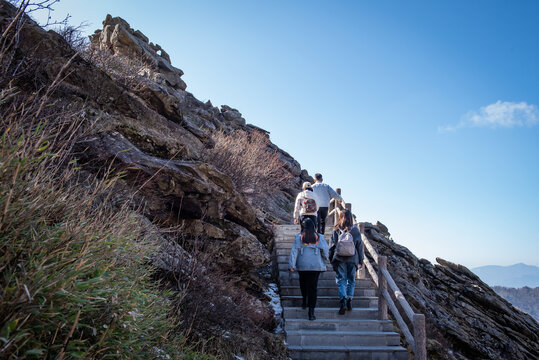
338,299,346,315
346,298,352,311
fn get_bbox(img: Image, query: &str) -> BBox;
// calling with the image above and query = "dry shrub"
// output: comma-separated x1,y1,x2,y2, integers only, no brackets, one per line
83,47,149,91
206,130,293,207
56,23,89,52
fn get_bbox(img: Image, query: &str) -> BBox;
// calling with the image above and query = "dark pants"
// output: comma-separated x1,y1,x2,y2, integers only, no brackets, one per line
298,271,321,309
300,214,317,230
317,207,329,234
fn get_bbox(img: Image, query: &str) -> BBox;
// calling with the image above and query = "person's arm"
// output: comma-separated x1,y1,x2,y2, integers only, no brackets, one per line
354,228,365,267
328,231,336,262
293,193,302,222
288,237,299,271
327,185,343,202
312,192,320,212
319,235,329,262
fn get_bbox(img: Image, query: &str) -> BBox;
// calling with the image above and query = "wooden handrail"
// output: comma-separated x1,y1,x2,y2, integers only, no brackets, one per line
360,232,426,359
329,189,426,360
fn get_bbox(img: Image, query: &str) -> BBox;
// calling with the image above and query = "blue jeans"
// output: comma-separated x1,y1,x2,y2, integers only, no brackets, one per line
335,262,356,300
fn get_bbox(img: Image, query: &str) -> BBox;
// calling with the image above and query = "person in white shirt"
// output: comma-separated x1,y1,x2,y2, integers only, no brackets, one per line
293,182,319,228
311,173,343,234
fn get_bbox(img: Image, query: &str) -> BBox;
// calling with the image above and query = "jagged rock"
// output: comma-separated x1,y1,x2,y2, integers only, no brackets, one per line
90,14,187,91
376,220,390,237
220,105,247,126
181,219,271,271
362,223,539,360
74,131,272,245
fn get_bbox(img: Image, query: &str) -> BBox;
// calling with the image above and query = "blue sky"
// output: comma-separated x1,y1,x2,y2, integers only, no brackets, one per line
34,1,539,268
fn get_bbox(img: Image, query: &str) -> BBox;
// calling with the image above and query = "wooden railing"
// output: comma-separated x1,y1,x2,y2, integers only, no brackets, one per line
327,190,427,360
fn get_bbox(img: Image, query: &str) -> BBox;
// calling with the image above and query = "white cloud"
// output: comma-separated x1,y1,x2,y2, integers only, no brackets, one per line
439,101,539,132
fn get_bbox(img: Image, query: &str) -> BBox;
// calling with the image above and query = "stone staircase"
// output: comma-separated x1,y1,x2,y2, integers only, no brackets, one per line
274,225,408,360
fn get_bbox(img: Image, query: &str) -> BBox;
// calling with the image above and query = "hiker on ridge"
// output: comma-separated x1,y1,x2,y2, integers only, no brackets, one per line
312,173,343,234
329,209,364,315
288,218,329,321
293,182,319,228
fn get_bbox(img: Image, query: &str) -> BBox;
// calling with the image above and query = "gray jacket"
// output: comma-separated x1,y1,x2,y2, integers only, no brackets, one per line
312,182,343,207
289,234,329,271
329,226,364,267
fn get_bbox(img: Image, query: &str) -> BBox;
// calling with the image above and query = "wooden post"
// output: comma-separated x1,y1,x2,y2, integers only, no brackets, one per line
413,313,427,360
327,199,334,227
378,256,388,320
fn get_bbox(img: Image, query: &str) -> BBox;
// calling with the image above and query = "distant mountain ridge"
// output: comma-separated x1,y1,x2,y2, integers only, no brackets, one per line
472,263,539,288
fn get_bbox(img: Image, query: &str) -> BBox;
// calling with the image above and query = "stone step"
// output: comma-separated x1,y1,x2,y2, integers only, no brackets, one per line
285,318,395,332
274,234,334,242
276,255,333,264
275,248,297,256
279,270,370,281
280,277,374,287
280,286,375,297
288,345,408,360
278,263,336,271
281,296,378,308
274,243,296,250
279,270,338,280
286,330,401,347
283,307,379,320
274,234,333,242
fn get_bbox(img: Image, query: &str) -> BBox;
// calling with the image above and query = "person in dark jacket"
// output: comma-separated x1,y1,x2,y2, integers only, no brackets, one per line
289,218,329,320
329,209,364,315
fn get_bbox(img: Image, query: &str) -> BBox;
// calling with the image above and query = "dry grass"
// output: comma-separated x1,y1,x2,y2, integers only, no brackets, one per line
205,130,293,208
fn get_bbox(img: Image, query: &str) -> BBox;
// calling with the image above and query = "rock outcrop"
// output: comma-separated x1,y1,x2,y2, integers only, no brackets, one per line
90,14,187,91
362,222,539,360
2,4,306,271
0,4,307,357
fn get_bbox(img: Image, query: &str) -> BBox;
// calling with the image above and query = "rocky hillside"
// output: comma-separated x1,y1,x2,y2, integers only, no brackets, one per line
363,222,539,360
0,2,307,359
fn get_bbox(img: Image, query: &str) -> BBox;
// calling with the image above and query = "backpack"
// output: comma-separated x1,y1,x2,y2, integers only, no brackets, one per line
335,229,356,257
302,197,317,213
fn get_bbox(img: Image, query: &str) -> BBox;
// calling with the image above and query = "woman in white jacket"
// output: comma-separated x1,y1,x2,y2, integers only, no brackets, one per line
293,182,319,228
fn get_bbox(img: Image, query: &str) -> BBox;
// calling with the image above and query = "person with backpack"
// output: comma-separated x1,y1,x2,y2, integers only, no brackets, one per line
289,218,329,320
329,209,364,315
312,173,344,234
293,182,319,228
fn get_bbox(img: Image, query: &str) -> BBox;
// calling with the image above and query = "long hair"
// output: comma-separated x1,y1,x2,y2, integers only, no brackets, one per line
335,209,353,231
301,218,318,244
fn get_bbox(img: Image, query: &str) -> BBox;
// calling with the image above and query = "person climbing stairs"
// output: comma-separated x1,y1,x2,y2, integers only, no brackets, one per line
274,225,408,360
